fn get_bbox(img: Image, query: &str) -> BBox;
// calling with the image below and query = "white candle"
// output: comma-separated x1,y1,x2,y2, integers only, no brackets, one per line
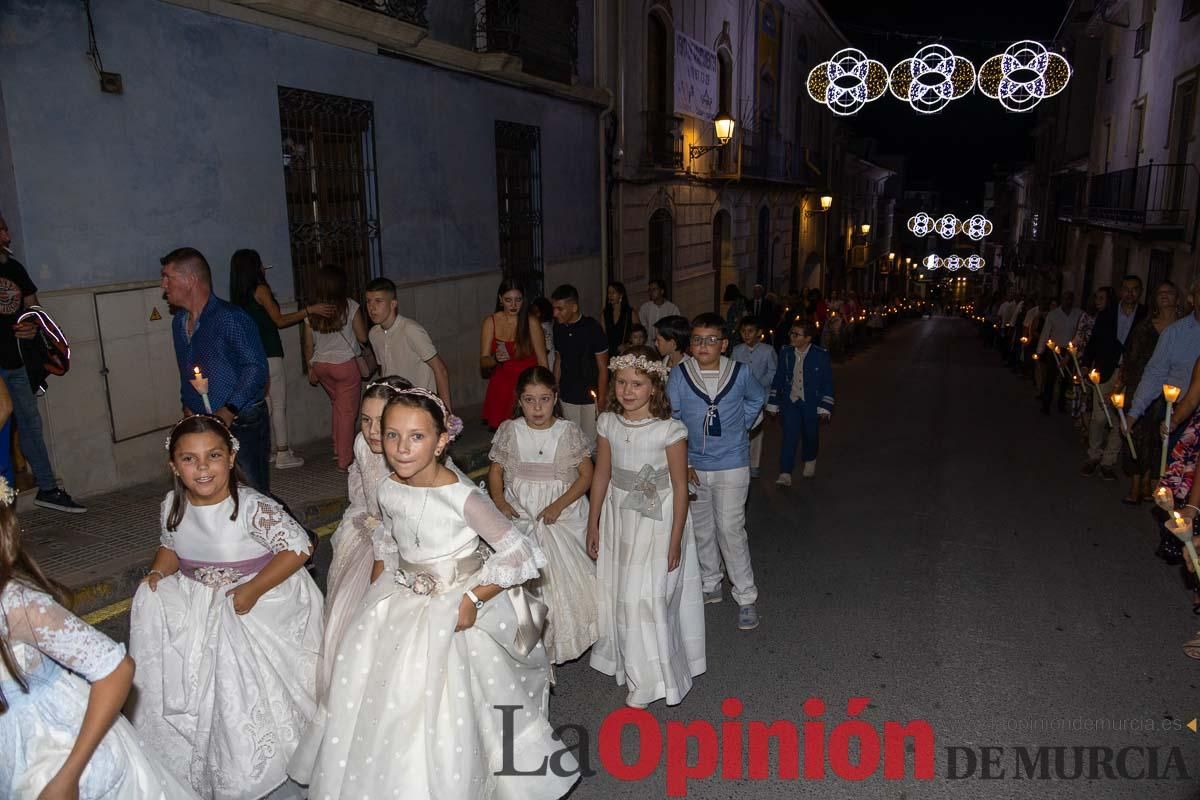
1111,392,1136,460
1088,370,1112,428
1162,384,1182,475
190,366,213,414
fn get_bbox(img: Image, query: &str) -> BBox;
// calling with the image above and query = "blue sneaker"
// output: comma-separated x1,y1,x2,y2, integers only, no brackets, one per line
737,604,759,631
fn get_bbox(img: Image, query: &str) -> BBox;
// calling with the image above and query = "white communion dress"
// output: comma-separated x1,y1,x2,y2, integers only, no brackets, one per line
128,488,324,800
590,413,706,707
289,476,579,800
489,418,598,664
0,581,199,799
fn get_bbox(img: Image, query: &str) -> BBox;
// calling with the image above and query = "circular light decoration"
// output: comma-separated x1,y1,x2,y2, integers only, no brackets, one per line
934,214,960,240
977,40,1072,113
922,254,941,270
888,44,976,114
807,48,890,117
966,254,986,271
908,212,934,237
944,255,963,272
961,214,994,241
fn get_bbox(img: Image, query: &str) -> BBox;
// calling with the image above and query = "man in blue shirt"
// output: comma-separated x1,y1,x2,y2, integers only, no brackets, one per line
1128,278,1200,428
161,247,271,493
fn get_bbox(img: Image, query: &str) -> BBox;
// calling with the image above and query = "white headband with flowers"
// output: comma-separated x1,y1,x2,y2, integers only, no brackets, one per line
397,388,464,441
164,415,241,454
608,352,672,379
0,476,15,507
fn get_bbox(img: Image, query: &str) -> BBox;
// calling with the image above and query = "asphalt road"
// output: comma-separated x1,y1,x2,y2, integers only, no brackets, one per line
103,317,1200,798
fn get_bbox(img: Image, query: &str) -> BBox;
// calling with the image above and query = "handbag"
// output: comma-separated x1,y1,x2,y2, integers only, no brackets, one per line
336,327,377,379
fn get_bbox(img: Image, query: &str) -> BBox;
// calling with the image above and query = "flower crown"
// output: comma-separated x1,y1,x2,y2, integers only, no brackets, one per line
608,353,672,379
0,476,15,508
396,388,464,442
164,415,241,454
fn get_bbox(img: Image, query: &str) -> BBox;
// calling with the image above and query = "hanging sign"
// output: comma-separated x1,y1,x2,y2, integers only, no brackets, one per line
675,31,718,120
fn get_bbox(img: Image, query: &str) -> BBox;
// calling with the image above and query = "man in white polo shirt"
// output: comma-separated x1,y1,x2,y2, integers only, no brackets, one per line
638,279,681,334
364,277,453,410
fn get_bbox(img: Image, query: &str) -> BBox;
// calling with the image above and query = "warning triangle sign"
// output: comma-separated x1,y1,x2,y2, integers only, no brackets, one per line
150,307,162,321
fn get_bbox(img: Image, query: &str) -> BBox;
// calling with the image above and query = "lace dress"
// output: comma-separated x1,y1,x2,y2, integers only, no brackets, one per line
590,413,706,707
0,581,199,799
128,488,324,800
289,478,578,800
490,418,599,664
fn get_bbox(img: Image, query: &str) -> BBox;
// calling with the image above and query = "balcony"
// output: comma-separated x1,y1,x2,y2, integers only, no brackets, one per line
1086,162,1198,237
642,111,683,170
740,128,814,184
336,0,427,27
1053,172,1089,220
475,0,578,84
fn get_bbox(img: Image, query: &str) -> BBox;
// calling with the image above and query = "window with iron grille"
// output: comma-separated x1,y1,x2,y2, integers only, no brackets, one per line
278,87,380,306
495,121,544,297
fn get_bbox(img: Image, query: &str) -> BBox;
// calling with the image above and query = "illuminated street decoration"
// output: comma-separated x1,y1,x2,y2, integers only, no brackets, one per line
922,254,941,270
889,44,976,114
907,212,935,237
977,40,1072,112
921,254,987,271
966,254,986,271
961,214,994,240
807,48,890,116
943,255,963,271
934,214,960,240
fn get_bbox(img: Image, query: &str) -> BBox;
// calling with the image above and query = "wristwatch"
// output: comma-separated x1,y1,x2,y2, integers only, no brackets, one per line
465,589,484,610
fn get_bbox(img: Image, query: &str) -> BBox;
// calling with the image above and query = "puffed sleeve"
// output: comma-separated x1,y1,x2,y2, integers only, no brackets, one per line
159,492,176,550
244,491,312,556
464,490,547,588
3,584,126,682
346,437,369,512
595,411,614,442
664,418,688,447
553,420,589,484
488,419,518,473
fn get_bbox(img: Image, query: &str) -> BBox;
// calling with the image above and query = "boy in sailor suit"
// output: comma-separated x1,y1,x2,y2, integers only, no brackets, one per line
767,319,834,485
666,313,766,631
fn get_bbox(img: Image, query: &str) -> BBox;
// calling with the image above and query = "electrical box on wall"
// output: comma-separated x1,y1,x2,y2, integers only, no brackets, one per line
99,71,123,94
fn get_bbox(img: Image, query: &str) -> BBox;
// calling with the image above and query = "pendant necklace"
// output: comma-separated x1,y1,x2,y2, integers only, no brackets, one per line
406,487,430,548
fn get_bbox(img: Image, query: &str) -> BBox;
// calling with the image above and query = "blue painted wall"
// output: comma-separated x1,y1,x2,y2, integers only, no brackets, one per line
0,0,600,298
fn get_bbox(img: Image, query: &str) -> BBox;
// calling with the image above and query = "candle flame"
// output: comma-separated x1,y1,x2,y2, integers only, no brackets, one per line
1088,369,1100,384
1164,384,1182,403
1111,392,1125,408
193,366,201,377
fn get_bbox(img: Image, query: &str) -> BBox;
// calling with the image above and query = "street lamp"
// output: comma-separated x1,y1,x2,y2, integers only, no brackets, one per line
688,112,737,161
888,252,895,260
820,195,833,211
860,223,871,235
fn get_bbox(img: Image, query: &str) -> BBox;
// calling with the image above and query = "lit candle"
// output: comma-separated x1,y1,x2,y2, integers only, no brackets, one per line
1086,369,1112,427
1154,485,1174,511
1111,391,1136,459
1168,513,1200,578
1162,384,1182,475
190,365,213,414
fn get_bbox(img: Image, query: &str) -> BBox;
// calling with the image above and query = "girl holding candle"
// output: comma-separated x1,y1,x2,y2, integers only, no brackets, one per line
0,477,199,799
587,346,706,708
487,366,598,666
129,415,323,799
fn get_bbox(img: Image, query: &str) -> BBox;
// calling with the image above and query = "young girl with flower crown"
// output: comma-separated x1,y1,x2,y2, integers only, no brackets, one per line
587,345,706,708
0,477,198,799
129,415,323,800
291,388,577,800
488,365,598,666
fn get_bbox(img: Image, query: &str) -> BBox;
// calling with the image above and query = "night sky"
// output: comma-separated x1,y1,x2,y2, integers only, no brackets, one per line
821,0,1073,203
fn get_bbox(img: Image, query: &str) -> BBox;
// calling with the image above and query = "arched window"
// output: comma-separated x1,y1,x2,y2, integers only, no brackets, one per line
756,207,771,286
712,210,733,310
718,48,733,172
645,12,677,168
649,209,674,296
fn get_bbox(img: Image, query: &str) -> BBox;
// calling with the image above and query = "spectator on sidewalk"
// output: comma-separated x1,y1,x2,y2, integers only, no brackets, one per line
479,278,546,431
363,277,453,410
551,284,608,451
229,249,335,470
638,279,681,334
0,213,85,513
731,316,776,479
601,281,639,357
302,265,369,471
1081,276,1145,481
161,246,271,494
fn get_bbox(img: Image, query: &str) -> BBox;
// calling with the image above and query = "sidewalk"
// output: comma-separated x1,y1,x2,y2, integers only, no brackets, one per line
23,405,494,620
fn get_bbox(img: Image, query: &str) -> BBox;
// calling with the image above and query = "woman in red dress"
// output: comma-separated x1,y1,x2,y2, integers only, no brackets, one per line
480,279,548,430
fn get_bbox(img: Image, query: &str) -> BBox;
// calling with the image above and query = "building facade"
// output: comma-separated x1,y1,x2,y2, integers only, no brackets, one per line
0,0,604,496
597,0,865,322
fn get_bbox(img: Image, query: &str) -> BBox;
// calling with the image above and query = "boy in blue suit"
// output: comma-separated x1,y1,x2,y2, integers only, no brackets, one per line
667,313,766,630
767,319,834,485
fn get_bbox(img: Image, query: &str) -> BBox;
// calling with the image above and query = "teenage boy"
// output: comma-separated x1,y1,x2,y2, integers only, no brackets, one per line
639,278,682,333
550,284,608,450
364,277,452,410
667,313,765,631
731,316,777,479
767,319,834,485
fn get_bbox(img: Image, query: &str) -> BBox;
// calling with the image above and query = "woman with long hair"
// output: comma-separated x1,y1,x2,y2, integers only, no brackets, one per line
301,265,370,470
0,480,198,798
602,281,640,357
229,249,334,470
479,279,547,430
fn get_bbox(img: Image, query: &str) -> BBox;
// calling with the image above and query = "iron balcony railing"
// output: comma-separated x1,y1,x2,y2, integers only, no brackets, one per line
336,0,427,26
642,111,683,170
474,0,579,84
1053,172,1089,220
1086,162,1198,232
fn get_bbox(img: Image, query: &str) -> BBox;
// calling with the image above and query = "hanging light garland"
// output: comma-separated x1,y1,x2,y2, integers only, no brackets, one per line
889,44,976,114
921,254,987,271
977,40,1072,112
961,214,994,240
907,212,935,237
908,211,994,241
806,40,1070,115
934,214,961,240
806,48,890,116
966,254,986,271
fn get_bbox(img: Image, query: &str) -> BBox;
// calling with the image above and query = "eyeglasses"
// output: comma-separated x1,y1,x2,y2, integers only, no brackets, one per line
690,335,723,346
